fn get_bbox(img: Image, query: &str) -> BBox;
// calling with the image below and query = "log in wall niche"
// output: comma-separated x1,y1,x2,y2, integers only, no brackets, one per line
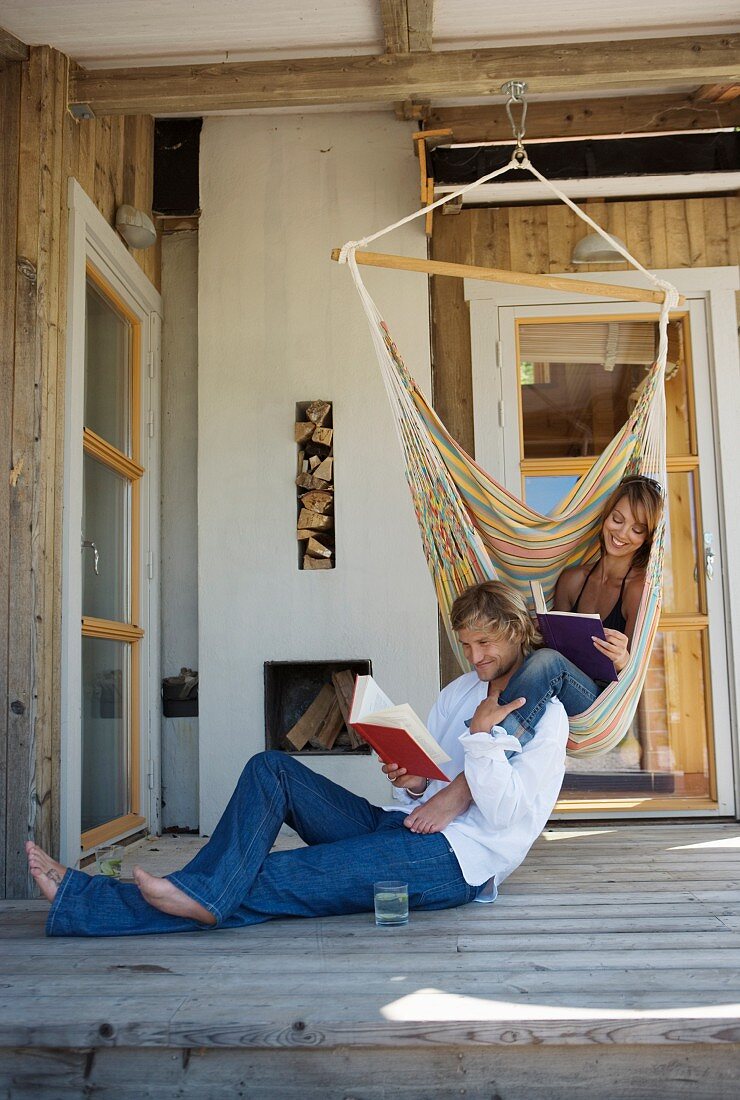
295,400,335,569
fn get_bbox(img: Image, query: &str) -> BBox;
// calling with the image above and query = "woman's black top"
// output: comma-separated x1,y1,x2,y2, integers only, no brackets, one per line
572,560,628,634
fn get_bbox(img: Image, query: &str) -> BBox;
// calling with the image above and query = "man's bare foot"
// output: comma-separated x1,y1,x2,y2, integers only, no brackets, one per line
26,841,67,903
404,782,472,834
132,867,216,925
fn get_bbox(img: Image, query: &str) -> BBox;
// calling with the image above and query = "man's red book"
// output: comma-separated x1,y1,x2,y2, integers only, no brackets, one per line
349,675,451,783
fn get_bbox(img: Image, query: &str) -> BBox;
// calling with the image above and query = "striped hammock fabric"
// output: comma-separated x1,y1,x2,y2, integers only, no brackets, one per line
373,306,665,757
340,162,679,754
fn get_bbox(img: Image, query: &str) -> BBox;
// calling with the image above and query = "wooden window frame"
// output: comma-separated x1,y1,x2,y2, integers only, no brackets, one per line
514,310,717,811
466,269,740,820
80,262,146,851
62,179,162,867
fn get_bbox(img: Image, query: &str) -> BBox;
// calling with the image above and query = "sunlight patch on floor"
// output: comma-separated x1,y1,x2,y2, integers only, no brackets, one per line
380,989,740,1022
556,797,653,811
542,828,615,841
668,835,740,851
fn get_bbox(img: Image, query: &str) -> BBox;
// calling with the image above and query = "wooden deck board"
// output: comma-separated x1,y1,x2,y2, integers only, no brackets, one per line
1,1044,738,1100
2,823,740,1096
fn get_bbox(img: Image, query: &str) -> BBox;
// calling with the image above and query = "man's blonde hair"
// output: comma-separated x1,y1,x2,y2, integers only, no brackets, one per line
450,581,540,656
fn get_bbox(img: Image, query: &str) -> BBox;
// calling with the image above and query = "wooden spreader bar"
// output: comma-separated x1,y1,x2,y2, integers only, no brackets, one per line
330,248,685,306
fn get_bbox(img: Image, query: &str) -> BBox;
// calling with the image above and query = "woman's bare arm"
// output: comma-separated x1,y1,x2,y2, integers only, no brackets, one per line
619,572,645,647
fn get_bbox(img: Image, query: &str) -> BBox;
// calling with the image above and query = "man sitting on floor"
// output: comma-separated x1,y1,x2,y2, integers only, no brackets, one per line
27,580,568,937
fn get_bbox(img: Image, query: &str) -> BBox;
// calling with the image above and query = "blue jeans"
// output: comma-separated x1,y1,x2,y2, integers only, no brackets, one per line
46,751,477,937
497,648,600,748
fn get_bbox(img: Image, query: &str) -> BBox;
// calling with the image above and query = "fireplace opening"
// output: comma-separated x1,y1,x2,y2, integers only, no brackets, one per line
264,660,372,755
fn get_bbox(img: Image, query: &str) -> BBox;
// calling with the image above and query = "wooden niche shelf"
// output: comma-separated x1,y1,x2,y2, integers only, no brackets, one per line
265,661,371,755
295,400,335,569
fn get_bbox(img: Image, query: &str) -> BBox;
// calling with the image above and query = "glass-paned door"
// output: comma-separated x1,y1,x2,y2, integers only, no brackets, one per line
495,300,733,815
81,268,145,845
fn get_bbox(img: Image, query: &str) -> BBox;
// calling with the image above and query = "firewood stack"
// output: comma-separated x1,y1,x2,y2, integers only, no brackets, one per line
295,399,335,570
284,670,366,752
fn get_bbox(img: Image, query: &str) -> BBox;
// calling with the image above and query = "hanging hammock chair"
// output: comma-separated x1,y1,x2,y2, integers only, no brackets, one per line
336,143,680,757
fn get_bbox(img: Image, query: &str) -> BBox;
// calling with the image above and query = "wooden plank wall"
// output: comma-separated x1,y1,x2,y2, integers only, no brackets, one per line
0,46,158,898
431,196,740,684
0,56,22,904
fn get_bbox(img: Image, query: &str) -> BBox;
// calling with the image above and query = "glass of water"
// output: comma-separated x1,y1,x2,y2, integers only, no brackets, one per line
96,845,124,879
373,880,409,926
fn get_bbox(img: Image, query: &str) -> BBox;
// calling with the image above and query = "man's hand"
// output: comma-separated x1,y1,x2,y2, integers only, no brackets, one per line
592,628,629,672
404,774,472,834
381,761,427,795
469,692,526,734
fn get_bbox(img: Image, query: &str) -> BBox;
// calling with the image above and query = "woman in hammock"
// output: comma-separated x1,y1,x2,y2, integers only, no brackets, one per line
403,475,663,835
495,474,664,743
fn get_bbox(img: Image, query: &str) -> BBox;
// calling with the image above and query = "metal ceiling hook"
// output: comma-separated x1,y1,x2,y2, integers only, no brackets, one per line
501,80,529,161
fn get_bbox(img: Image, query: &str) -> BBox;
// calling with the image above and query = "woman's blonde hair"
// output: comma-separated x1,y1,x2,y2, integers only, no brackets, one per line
599,476,664,569
450,581,541,656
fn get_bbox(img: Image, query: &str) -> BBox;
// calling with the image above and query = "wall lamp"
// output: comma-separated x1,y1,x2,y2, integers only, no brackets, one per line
115,204,157,250
571,232,628,264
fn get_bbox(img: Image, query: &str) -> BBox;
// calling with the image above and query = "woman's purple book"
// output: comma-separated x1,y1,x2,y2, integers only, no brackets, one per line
530,581,618,683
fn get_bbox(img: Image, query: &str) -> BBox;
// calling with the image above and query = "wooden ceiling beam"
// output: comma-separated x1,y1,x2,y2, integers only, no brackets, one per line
380,0,435,54
381,1,435,119
407,0,434,53
427,91,740,142
69,33,740,116
0,25,29,62
696,82,740,103
380,0,409,54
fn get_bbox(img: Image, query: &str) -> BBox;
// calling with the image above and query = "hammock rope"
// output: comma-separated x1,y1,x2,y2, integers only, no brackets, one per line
339,149,680,756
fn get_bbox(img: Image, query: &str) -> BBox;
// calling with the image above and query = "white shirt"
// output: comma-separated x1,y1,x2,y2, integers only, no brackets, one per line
387,670,568,901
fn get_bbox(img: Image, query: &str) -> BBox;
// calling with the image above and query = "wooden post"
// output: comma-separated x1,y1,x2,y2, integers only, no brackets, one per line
1,44,159,897
412,129,452,238
0,54,21,898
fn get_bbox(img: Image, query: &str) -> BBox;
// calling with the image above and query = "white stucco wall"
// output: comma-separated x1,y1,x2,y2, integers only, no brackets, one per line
160,231,199,830
197,112,439,833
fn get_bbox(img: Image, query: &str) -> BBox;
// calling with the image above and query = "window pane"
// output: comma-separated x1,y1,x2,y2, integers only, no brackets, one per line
81,636,131,832
85,277,131,454
663,470,701,615
524,475,579,516
82,453,130,623
665,335,693,456
519,318,691,458
563,629,711,801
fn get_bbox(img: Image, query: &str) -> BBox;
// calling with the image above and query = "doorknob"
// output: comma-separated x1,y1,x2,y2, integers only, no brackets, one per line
82,537,100,576
704,532,715,581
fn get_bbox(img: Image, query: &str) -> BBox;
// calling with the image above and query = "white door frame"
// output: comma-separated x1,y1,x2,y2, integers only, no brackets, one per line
465,266,740,819
61,179,162,865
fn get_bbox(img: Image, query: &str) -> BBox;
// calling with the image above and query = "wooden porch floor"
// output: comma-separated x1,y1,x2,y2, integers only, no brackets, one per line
2,823,740,1098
